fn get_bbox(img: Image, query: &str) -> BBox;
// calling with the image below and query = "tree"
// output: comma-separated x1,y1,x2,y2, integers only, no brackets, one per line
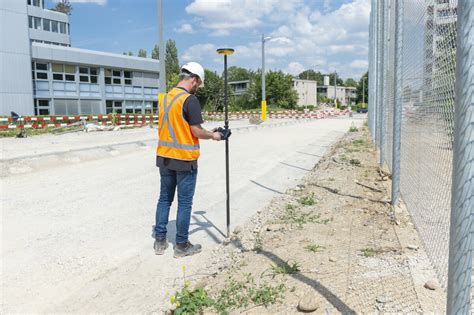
128,51,133,56
195,70,225,111
298,70,324,86
138,49,147,58
327,73,344,86
166,39,180,89
152,44,159,60
51,0,72,15
356,71,369,104
227,66,252,82
345,78,358,87
248,70,298,109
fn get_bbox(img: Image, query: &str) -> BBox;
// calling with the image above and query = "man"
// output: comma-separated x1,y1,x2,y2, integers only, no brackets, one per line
153,62,225,258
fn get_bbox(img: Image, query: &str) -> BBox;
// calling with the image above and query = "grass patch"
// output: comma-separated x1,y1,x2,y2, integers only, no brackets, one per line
349,126,359,132
349,159,361,166
352,139,366,147
297,193,316,206
362,248,377,257
253,232,263,252
213,274,285,313
268,261,301,275
304,244,325,253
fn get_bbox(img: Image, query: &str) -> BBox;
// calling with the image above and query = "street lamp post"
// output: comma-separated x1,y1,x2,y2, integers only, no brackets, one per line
217,48,234,238
261,34,272,121
363,76,366,105
157,0,166,111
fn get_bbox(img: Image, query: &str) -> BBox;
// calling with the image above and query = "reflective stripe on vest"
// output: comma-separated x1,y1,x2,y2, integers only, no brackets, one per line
157,91,200,160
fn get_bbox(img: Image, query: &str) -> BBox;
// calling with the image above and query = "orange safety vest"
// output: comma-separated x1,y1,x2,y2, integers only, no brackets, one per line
156,87,200,161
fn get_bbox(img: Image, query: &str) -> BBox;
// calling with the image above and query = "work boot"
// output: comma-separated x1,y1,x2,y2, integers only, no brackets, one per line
154,238,169,255
173,241,202,258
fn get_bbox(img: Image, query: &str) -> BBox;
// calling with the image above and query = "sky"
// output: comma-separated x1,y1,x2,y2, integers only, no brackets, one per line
46,0,371,80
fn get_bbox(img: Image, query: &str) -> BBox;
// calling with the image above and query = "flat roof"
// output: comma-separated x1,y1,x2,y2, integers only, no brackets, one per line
31,42,159,73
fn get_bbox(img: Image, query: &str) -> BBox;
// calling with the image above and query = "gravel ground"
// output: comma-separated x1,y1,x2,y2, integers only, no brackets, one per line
173,125,446,314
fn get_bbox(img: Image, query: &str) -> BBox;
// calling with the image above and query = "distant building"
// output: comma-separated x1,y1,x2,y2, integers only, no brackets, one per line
293,79,317,107
229,80,250,96
318,85,357,106
1,0,160,116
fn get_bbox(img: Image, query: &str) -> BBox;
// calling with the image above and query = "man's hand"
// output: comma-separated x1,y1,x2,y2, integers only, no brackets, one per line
212,132,222,141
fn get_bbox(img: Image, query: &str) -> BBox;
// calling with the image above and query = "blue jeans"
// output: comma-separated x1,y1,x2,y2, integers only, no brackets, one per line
154,167,198,244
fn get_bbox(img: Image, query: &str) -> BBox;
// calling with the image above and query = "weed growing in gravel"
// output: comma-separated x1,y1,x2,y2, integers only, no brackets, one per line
304,244,325,253
267,261,301,275
362,248,377,257
286,203,297,210
279,204,329,228
350,159,361,166
254,232,263,252
352,139,366,147
213,274,285,313
298,193,316,206
349,125,359,132
170,266,214,314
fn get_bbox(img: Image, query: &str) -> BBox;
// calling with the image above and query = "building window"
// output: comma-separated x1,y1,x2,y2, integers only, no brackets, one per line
60,22,66,34
28,16,33,28
54,99,79,115
80,100,101,115
124,71,132,85
105,69,122,85
51,20,58,33
79,67,98,83
52,63,76,82
106,100,123,114
43,19,51,32
33,62,49,80
34,99,50,116
33,17,41,30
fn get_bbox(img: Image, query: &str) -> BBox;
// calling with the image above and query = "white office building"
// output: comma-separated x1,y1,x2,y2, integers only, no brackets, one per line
0,0,160,116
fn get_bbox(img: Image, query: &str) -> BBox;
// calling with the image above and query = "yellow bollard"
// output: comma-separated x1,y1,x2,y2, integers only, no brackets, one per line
261,100,267,121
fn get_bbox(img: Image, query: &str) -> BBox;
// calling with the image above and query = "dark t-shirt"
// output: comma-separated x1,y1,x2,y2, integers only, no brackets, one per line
156,87,204,171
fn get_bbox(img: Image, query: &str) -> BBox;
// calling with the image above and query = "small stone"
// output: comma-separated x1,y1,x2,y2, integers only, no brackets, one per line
329,257,337,262
424,279,439,290
407,244,419,250
266,224,285,232
376,295,390,304
297,292,319,312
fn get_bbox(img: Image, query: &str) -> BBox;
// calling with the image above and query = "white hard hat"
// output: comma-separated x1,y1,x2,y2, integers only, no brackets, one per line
181,62,205,83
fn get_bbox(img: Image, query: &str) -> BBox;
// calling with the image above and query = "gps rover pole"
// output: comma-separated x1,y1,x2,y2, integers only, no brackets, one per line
216,48,234,238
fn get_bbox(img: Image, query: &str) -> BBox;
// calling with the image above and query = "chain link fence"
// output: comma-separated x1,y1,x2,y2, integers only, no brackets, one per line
368,0,473,313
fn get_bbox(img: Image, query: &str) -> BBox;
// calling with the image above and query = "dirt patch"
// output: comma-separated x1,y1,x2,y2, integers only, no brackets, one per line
168,126,446,314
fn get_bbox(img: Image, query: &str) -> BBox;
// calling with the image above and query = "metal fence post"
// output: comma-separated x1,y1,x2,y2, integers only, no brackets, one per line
447,1,474,314
390,0,403,205
377,0,388,165
375,0,382,146
369,0,377,140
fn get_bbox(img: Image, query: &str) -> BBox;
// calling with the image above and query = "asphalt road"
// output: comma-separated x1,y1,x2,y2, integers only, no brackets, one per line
1,116,364,312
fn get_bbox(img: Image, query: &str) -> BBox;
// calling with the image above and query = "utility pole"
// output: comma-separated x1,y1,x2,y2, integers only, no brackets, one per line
261,34,267,121
363,77,366,105
334,71,337,108
158,0,166,106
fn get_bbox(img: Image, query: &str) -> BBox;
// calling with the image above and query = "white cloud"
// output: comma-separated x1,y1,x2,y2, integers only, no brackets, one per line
285,62,305,76
350,59,368,68
181,43,217,62
54,0,106,4
174,23,195,34
183,0,371,79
